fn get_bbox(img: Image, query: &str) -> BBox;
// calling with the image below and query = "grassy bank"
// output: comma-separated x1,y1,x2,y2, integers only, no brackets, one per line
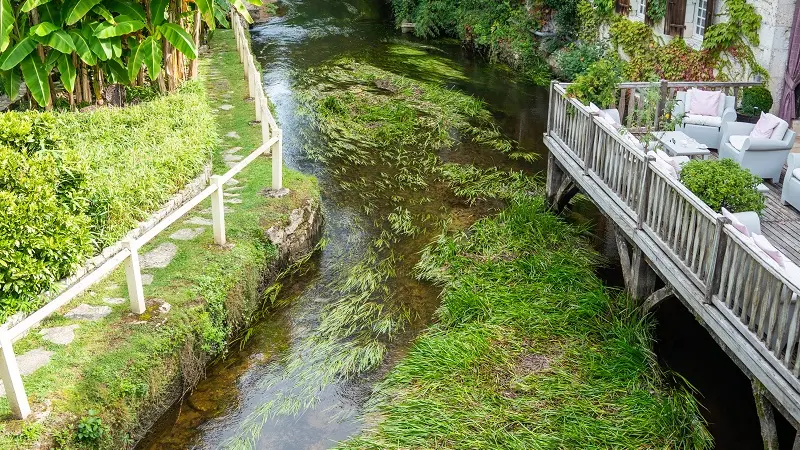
341,197,712,449
0,29,319,449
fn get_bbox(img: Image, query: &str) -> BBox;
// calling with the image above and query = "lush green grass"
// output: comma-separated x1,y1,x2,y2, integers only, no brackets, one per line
340,197,712,449
0,29,319,449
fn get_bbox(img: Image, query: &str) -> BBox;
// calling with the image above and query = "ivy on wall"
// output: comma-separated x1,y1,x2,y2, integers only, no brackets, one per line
702,0,768,80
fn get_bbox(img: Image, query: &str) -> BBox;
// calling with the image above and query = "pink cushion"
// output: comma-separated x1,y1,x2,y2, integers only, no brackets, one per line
753,234,785,268
750,112,781,139
688,89,722,116
722,207,749,236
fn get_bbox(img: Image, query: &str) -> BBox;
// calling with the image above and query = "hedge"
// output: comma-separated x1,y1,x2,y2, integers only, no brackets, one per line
0,82,216,322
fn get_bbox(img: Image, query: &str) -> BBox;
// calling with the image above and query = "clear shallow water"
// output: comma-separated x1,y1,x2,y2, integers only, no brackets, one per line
138,1,548,448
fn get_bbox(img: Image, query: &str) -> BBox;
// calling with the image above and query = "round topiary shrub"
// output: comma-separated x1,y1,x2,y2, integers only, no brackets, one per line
739,86,773,117
680,159,765,213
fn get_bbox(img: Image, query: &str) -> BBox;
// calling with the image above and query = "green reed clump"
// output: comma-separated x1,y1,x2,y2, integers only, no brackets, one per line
340,197,712,450
438,163,541,204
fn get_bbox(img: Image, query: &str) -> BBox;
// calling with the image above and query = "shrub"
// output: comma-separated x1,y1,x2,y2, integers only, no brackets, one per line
76,410,105,443
680,159,765,213
626,38,716,82
0,146,92,321
566,58,624,107
554,42,606,81
609,17,655,59
0,111,62,155
739,86,773,117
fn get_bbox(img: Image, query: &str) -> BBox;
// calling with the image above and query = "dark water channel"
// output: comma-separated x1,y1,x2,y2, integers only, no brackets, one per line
139,1,766,448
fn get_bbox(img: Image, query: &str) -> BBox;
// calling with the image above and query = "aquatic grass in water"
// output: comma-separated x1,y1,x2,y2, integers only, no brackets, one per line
340,197,712,449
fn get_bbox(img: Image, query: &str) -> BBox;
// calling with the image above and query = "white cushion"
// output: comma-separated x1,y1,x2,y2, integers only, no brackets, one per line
620,131,644,151
652,156,678,178
793,168,800,181
684,114,723,127
653,148,682,173
751,112,781,139
729,135,750,151
687,89,723,116
771,119,789,140
598,111,621,129
722,207,749,236
753,234,785,268
587,102,602,115
784,261,800,289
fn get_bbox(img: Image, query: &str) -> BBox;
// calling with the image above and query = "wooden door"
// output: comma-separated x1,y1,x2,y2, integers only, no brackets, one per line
664,0,687,36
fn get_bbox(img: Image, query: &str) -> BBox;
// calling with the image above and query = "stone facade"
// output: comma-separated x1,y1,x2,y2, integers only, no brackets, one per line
625,0,797,114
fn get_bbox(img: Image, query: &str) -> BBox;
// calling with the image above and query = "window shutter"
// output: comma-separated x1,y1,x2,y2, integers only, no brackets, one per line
705,0,716,30
664,0,687,36
616,0,631,14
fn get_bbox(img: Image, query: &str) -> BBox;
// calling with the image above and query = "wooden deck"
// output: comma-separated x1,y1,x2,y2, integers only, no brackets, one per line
545,81,800,441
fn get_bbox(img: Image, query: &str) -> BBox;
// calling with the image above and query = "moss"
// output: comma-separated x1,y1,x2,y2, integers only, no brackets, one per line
0,29,320,449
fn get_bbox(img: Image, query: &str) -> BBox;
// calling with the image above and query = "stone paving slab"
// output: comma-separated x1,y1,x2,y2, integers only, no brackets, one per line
0,348,54,396
141,273,154,286
225,178,240,186
185,216,213,226
103,297,125,305
169,227,205,241
39,325,79,345
225,131,240,139
226,147,243,154
140,243,178,269
225,198,243,204
199,206,234,215
64,304,112,321
224,154,244,163
219,104,233,111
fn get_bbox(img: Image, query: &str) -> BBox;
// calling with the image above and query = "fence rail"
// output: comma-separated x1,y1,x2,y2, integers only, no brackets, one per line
0,11,280,420
546,81,800,395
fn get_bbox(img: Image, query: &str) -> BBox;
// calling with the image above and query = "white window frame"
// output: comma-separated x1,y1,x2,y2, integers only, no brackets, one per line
695,0,709,36
637,0,646,17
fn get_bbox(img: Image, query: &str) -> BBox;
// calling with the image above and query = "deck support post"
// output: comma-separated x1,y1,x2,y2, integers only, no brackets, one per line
615,227,658,301
754,380,780,450
546,152,578,213
642,285,673,313
792,431,800,450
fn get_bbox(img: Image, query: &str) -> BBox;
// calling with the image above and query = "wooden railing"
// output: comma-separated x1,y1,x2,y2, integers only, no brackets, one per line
0,11,281,420
547,81,800,393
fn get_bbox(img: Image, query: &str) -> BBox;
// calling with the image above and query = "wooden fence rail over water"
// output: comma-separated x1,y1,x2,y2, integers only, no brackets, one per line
0,12,279,420
545,81,800,424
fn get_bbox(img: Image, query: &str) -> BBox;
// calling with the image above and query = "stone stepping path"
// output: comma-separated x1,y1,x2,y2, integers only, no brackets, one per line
170,227,205,241
225,131,240,139
103,297,125,305
224,192,240,198
199,206,234,215
224,154,244,163
39,325,79,345
0,349,54,396
185,216,213,226
141,273,154,286
226,147,243,154
219,104,234,111
225,178,240,186
64,304,112,321
140,243,178,269
225,198,243,204
226,186,244,192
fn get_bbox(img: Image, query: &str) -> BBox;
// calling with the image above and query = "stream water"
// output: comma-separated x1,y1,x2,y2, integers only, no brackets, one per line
138,1,766,448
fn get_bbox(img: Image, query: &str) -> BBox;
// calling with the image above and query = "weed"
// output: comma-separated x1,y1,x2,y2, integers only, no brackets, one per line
76,410,105,444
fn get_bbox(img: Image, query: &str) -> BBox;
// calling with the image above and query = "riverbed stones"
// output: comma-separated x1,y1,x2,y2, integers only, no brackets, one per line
39,325,79,345
140,243,178,269
103,297,125,305
219,104,234,111
225,131,241,139
170,228,205,241
64,304,112,321
185,216,213,226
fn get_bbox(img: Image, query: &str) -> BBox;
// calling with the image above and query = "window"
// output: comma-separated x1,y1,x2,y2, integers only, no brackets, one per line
695,0,708,35
638,0,646,16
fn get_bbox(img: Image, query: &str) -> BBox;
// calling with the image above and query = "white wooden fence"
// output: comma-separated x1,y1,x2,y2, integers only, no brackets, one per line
0,11,281,420
547,81,800,397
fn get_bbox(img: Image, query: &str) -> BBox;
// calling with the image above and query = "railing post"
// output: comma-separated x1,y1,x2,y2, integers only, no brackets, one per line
654,79,668,131
210,175,227,245
0,325,30,419
272,129,283,190
584,117,597,176
261,108,270,144
636,155,656,230
124,239,146,314
546,80,556,136
705,216,732,303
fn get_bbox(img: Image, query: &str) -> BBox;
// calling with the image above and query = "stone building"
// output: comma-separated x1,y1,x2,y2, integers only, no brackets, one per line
620,0,798,119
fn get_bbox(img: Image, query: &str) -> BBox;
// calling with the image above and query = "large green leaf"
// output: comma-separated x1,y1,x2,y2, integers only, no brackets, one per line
158,23,197,59
44,47,60,67
0,0,13,52
29,22,60,37
0,38,38,71
105,58,128,84
0,69,21,100
195,0,215,30
95,15,145,38
92,4,115,23
20,55,51,107
110,36,121,57
21,0,52,12
128,35,161,81
69,30,96,65
39,3,63,27
88,34,113,61
105,0,145,23
150,0,169,26
46,30,75,53
66,0,105,25
230,0,254,24
56,53,76,93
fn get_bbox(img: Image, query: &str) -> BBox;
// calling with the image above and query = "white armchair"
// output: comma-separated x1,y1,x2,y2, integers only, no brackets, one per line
719,120,796,183
782,153,800,212
673,90,736,149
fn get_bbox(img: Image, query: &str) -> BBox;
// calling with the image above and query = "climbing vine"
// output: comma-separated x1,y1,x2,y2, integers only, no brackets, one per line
646,0,666,22
702,0,768,80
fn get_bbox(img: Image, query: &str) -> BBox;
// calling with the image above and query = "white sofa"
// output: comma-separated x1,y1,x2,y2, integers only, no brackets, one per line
673,90,737,149
782,153,800,212
719,120,796,183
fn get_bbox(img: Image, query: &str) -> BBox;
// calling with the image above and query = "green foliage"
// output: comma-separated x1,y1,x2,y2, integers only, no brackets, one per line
739,85,773,117
680,159,765,213
340,197,712,449
594,0,615,18
576,0,600,42
76,410,106,443
566,58,623,108
553,41,606,81
702,0,767,80
646,0,667,22
609,17,655,59
627,38,716,81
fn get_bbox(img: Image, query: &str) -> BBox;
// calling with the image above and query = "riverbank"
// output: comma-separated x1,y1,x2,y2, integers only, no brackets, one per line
0,29,321,449
341,196,712,449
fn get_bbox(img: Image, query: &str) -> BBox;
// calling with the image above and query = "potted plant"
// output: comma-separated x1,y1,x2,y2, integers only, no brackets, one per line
736,86,773,124
680,159,765,214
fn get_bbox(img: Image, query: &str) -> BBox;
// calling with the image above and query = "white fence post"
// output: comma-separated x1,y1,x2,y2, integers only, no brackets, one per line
272,128,283,190
0,326,30,419
210,175,227,245
255,88,263,122
261,108,270,144
124,240,146,314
